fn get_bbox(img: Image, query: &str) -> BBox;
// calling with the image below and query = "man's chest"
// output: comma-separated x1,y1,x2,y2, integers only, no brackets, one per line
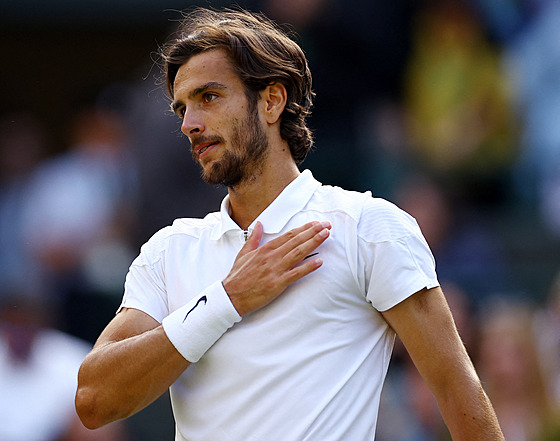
163,229,371,335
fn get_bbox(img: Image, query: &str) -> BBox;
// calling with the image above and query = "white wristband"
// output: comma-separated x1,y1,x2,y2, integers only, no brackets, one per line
162,281,242,363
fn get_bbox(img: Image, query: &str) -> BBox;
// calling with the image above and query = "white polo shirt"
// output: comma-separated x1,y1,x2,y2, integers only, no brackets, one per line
121,169,439,441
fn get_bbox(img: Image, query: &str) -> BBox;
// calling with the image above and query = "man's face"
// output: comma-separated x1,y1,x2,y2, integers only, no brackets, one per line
172,49,269,187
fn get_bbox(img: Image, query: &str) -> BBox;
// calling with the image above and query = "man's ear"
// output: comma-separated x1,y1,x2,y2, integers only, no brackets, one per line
262,82,287,124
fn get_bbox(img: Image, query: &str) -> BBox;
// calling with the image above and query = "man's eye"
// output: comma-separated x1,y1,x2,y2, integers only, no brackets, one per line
203,93,218,103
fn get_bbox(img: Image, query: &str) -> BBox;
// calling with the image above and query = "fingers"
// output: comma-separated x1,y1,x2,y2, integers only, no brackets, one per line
223,220,331,316
237,219,330,274
266,221,330,250
270,221,330,289
276,221,331,267
284,253,324,286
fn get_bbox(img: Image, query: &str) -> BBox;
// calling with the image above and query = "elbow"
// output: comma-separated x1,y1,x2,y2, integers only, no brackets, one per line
75,385,117,430
75,386,103,429
75,359,126,430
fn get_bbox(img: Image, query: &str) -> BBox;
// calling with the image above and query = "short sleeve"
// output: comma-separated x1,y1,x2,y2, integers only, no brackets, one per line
357,198,439,312
118,233,170,323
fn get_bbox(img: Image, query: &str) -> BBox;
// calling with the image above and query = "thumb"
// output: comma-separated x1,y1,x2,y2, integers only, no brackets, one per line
238,221,263,256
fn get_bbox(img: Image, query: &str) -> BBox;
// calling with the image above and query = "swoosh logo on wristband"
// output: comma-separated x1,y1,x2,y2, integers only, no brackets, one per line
183,295,208,322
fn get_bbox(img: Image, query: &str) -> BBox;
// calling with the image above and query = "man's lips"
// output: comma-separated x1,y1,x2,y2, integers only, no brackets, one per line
194,141,218,157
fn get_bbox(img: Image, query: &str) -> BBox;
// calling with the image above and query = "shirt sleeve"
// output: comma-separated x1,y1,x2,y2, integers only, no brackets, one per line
118,231,170,323
358,198,439,312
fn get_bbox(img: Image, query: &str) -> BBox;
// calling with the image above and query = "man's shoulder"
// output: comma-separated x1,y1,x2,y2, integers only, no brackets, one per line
138,212,221,258
360,197,420,243
309,184,371,220
170,211,221,234
312,184,420,242
310,184,401,220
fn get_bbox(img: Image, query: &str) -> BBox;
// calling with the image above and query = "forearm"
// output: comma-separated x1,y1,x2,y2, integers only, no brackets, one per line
436,371,504,441
75,325,189,429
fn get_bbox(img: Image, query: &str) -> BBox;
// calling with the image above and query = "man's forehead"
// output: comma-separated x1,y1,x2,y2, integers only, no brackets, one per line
173,49,236,91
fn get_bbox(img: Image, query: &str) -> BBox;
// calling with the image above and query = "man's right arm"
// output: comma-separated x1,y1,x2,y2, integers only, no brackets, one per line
75,220,332,429
75,307,190,429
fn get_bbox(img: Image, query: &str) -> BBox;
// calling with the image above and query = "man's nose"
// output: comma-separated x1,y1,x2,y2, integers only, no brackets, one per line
181,107,205,136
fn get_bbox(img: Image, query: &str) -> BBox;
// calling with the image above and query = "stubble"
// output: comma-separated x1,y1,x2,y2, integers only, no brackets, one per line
196,108,269,188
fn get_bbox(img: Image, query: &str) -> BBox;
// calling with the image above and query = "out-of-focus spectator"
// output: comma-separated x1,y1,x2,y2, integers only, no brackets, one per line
22,98,136,283
0,294,129,441
502,1,560,236
535,274,560,440
475,299,557,441
534,269,560,410
470,0,533,44
404,0,517,202
0,113,47,300
355,99,413,201
394,173,512,306
19,93,139,340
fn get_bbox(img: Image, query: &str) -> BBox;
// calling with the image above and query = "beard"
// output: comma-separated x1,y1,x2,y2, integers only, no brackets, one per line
193,108,269,188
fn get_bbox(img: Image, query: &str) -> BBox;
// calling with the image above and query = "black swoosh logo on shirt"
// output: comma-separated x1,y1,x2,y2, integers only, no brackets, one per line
183,295,207,322
303,252,319,260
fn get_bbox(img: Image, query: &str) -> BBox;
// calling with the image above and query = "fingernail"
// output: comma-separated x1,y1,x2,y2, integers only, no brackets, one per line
319,228,329,238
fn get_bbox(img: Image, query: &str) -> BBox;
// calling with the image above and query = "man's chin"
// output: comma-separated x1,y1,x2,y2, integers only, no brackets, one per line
200,163,243,188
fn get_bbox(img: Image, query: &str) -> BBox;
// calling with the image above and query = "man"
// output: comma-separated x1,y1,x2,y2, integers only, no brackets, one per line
75,8,505,441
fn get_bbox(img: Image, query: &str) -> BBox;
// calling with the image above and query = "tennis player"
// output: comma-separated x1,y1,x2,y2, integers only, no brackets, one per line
76,8,504,441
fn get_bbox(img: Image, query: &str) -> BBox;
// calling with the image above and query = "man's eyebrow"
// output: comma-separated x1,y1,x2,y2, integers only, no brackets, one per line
172,81,228,114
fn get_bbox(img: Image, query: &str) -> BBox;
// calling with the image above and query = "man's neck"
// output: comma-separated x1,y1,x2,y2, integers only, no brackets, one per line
227,156,300,231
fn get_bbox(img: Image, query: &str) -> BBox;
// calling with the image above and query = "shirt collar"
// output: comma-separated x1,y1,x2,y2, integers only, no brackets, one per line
210,169,321,240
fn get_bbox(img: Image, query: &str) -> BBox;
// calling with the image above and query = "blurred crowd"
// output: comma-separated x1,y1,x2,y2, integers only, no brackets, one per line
1,0,560,440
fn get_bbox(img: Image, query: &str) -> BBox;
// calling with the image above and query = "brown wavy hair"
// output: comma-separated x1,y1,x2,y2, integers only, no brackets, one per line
160,8,315,164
